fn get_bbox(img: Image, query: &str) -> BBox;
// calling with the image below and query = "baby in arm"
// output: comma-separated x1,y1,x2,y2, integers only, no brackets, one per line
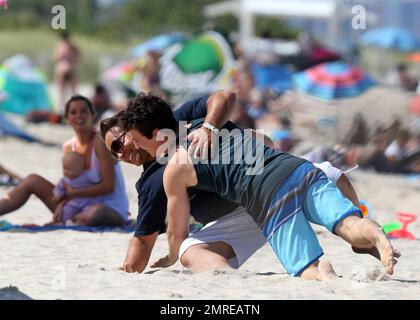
52,152,102,224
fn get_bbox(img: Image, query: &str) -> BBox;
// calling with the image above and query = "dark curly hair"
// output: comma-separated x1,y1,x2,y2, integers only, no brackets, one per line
99,110,125,140
120,92,177,139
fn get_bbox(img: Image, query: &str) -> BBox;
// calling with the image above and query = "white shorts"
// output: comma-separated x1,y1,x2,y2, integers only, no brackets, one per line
179,207,267,269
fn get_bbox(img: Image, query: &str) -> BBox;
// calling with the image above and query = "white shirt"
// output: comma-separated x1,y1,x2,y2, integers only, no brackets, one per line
384,141,405,160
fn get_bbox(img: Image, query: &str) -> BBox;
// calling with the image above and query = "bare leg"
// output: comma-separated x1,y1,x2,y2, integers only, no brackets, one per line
0,165,21,181
0,174,56,216
68,73,78,96
55,71,66,113
71,204,124,227
180,242,236,273
335,214,399,275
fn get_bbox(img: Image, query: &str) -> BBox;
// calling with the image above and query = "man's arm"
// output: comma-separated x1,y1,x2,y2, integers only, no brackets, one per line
173,90,236,125
188,91,237,159
152,150,196,268
120,233,158,273
202,90,236,129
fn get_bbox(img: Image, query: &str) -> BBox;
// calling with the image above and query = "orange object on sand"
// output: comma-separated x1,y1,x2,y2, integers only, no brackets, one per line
359,204,368,218
409,96,420,115
407,53,420,63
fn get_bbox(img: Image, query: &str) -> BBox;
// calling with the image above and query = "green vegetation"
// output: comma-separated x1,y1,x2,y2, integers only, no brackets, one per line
0,29,143,82
0,0,299,41
0,0,299,82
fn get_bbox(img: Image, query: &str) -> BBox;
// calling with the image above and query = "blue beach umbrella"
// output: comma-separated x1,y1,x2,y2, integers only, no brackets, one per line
360,27,419,52
292,61,375,100
251,63,292,94
131,32,188,57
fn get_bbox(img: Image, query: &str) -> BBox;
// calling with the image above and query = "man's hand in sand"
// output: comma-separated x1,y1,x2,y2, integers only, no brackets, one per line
150,255,177,268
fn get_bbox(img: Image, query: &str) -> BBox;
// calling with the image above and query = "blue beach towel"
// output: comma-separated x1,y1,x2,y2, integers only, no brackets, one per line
0,220,135,233
0,220,204,233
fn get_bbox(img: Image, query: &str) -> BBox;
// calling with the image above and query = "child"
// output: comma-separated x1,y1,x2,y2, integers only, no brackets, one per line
52,152,102,224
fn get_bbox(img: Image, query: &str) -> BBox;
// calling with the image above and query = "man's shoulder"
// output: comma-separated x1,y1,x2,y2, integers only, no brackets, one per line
136,162,165,193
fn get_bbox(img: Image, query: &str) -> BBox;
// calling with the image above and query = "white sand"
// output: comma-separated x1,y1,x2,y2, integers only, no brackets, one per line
1,88,420,300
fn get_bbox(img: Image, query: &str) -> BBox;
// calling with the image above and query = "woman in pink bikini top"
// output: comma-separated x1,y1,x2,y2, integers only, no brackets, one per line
0,95,129,226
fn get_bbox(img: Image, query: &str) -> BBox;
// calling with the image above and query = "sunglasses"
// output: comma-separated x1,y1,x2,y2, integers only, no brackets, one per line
110,132,126,160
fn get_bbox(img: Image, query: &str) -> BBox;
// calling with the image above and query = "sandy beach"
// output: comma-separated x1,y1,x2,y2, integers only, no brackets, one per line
1,87,420,300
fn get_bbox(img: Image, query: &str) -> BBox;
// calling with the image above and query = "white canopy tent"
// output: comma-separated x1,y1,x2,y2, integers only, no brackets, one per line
203,0,374,50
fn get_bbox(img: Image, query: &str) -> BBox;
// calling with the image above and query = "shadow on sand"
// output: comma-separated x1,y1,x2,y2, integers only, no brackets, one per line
0,286,33,300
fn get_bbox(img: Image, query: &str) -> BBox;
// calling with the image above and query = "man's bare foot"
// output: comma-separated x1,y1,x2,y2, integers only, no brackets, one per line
319,260,339,280
300,263,322,280
300,260,338,281
350,219,399,275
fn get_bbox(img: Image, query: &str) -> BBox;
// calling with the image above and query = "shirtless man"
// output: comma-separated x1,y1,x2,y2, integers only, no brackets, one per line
54,31,80,111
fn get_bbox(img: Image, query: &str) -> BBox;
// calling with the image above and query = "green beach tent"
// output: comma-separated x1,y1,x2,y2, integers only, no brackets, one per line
0,55,52,115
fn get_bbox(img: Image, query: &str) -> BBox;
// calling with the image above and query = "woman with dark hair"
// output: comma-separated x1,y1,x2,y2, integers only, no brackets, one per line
0,95,129,226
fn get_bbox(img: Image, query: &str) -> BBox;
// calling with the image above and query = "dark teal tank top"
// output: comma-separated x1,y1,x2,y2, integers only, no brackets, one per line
187,119,307,226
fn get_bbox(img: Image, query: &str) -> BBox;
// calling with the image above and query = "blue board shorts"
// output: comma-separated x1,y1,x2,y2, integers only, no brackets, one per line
262,162,362,277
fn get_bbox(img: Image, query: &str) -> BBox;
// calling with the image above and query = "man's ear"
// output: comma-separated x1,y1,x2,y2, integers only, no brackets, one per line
152,128,159,138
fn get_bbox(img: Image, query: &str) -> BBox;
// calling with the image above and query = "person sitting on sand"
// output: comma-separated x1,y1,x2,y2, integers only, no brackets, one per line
396,64,418,92
91,83,113,125
119,92,400,280
101,92,361,276
51,152,105,225
0,95,129,226
384,129,411,172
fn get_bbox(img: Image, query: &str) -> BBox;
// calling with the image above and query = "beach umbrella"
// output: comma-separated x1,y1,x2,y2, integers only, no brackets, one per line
0,54,51,115
251,63,292,94
409,96,420,115
159,31,236,104
131,32,188,58
292,61,375,100
102,61,136,83
360,27,419,52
